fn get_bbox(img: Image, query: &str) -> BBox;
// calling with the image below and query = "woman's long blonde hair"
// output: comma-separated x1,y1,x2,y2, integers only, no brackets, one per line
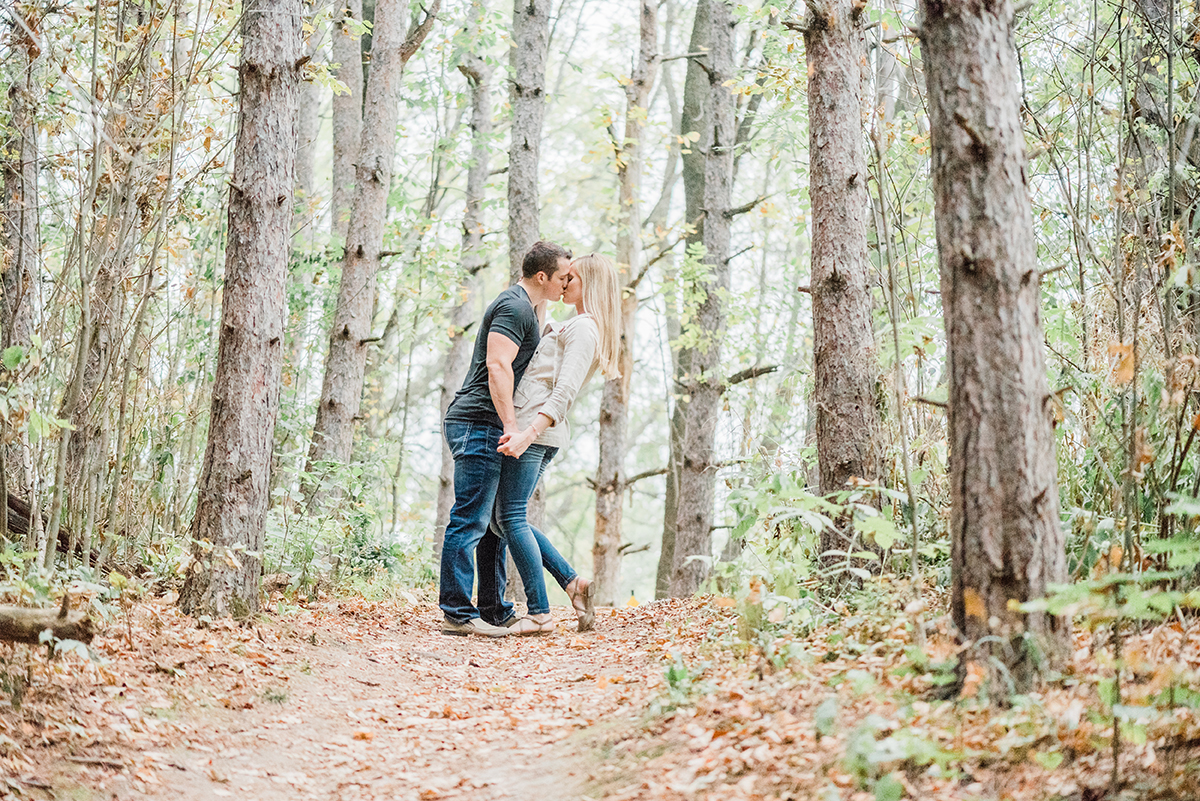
574,254,622,379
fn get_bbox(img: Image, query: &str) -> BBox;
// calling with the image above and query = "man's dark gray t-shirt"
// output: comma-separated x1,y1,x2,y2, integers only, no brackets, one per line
444,285,540,429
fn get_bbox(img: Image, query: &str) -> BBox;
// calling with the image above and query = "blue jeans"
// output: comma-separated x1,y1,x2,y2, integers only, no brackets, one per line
439,421,509,623
490,444,577,616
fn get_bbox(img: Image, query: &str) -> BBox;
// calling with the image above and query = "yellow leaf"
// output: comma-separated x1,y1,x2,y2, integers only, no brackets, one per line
715,597,736,608
1108,341,1134,385
963,588,986,620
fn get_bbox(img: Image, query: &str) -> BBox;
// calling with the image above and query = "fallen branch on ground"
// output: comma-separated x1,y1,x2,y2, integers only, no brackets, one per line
0,595,95,645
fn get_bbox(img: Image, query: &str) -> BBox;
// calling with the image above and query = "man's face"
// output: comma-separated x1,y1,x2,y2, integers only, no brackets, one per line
544,257,571,301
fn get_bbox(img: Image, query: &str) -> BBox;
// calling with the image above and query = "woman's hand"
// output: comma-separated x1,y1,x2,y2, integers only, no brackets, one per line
498,426,537,458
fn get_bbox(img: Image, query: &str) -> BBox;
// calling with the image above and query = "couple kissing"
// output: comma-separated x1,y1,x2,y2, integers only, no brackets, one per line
439,241,622,638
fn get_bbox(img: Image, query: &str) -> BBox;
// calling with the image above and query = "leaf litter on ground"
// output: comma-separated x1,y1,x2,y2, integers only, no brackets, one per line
0,586,1197,800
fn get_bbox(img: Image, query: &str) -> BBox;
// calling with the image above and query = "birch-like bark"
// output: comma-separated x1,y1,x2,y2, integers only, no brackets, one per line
436,27,493,557
177,0,302,617
669,0,734,597
294,5,322,245
806,0,880,572
330,0,364,243
919,0,1069,695
507,0,551,282
305,0,439,502
594,0,658,606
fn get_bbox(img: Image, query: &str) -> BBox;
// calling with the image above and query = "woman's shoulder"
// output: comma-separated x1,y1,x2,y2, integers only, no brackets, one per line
562,313,599,336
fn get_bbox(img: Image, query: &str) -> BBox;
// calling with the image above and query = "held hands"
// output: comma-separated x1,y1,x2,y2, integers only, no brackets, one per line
497,426,537,458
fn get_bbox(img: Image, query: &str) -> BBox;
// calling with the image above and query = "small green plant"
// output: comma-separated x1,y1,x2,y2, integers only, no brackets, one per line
843,713,963,797
262,686,288,705
652,653,713,713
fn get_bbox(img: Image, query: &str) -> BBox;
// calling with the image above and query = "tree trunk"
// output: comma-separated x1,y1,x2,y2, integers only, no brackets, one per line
508,0,551,282
177,0,302,618
669,0,734,597
657,0,709,599
305,0,439,503
507,0,551,558
656,398,684,598
1,7,40,357
330,0,364,243
1,5,41,542
436,20,493,558
918,0,1069,696
594,0,658,607
294,7,322,245
806,0,880,572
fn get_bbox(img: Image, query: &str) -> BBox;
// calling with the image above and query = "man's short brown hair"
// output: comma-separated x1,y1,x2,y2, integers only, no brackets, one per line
522,241,572,279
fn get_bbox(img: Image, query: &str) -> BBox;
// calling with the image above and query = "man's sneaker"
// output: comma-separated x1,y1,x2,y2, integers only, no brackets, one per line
441,617,511,638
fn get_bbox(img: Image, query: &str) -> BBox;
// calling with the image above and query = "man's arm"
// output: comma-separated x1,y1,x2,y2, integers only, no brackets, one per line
486,332,521,434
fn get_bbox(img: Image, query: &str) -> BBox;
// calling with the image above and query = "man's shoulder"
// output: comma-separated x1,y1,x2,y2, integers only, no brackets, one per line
487,286,537,325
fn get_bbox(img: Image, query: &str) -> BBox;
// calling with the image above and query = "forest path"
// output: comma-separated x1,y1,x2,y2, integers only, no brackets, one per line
8,596,711,801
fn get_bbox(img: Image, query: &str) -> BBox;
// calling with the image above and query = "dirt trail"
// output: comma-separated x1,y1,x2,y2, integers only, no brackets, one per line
2,597,712,801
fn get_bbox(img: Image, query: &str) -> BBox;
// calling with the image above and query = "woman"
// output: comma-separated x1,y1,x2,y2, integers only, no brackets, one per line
493,254,622,636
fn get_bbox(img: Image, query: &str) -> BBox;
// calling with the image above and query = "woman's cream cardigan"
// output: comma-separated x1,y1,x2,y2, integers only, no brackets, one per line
512,314,600,450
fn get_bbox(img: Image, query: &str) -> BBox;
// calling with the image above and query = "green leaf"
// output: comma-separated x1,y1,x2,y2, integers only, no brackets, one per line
873,773,904,801
814,695,838,738
858,514,898,550
1032,750,1064,770
2,346,24,371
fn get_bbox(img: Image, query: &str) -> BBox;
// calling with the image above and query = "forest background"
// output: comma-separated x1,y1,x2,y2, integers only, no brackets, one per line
3,0,1200,699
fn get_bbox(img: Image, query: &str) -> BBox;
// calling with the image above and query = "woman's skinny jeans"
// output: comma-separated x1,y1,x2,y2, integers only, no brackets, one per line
492,444,577,615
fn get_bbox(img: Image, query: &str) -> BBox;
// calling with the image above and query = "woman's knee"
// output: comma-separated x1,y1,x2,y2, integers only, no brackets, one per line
493,511,528,540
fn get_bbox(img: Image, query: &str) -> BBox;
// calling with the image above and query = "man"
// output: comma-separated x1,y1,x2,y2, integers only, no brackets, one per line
439,241,572,636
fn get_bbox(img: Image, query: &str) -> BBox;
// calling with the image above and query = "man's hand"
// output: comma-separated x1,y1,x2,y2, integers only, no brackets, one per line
497,427,537,459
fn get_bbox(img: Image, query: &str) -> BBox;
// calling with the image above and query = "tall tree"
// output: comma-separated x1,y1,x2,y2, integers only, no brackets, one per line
594,0,658,606
304,0,439,501
506,0,552,561
1,4,42,548
669,0,735,597
178,0,303,617
656,0,710,599
1,6,39,357
508,0,551,281
330,0,365,243
805,0,880,569
919,0,1069,696
294,2,322,246
436,6,494,556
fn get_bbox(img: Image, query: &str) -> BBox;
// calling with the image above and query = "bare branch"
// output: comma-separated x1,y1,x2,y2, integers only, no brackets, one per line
724,194,769,219
627,466,669,486
399,1,441,65
725,364,779,388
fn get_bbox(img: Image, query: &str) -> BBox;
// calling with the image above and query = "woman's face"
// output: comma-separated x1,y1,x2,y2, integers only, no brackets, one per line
562,263,584,306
